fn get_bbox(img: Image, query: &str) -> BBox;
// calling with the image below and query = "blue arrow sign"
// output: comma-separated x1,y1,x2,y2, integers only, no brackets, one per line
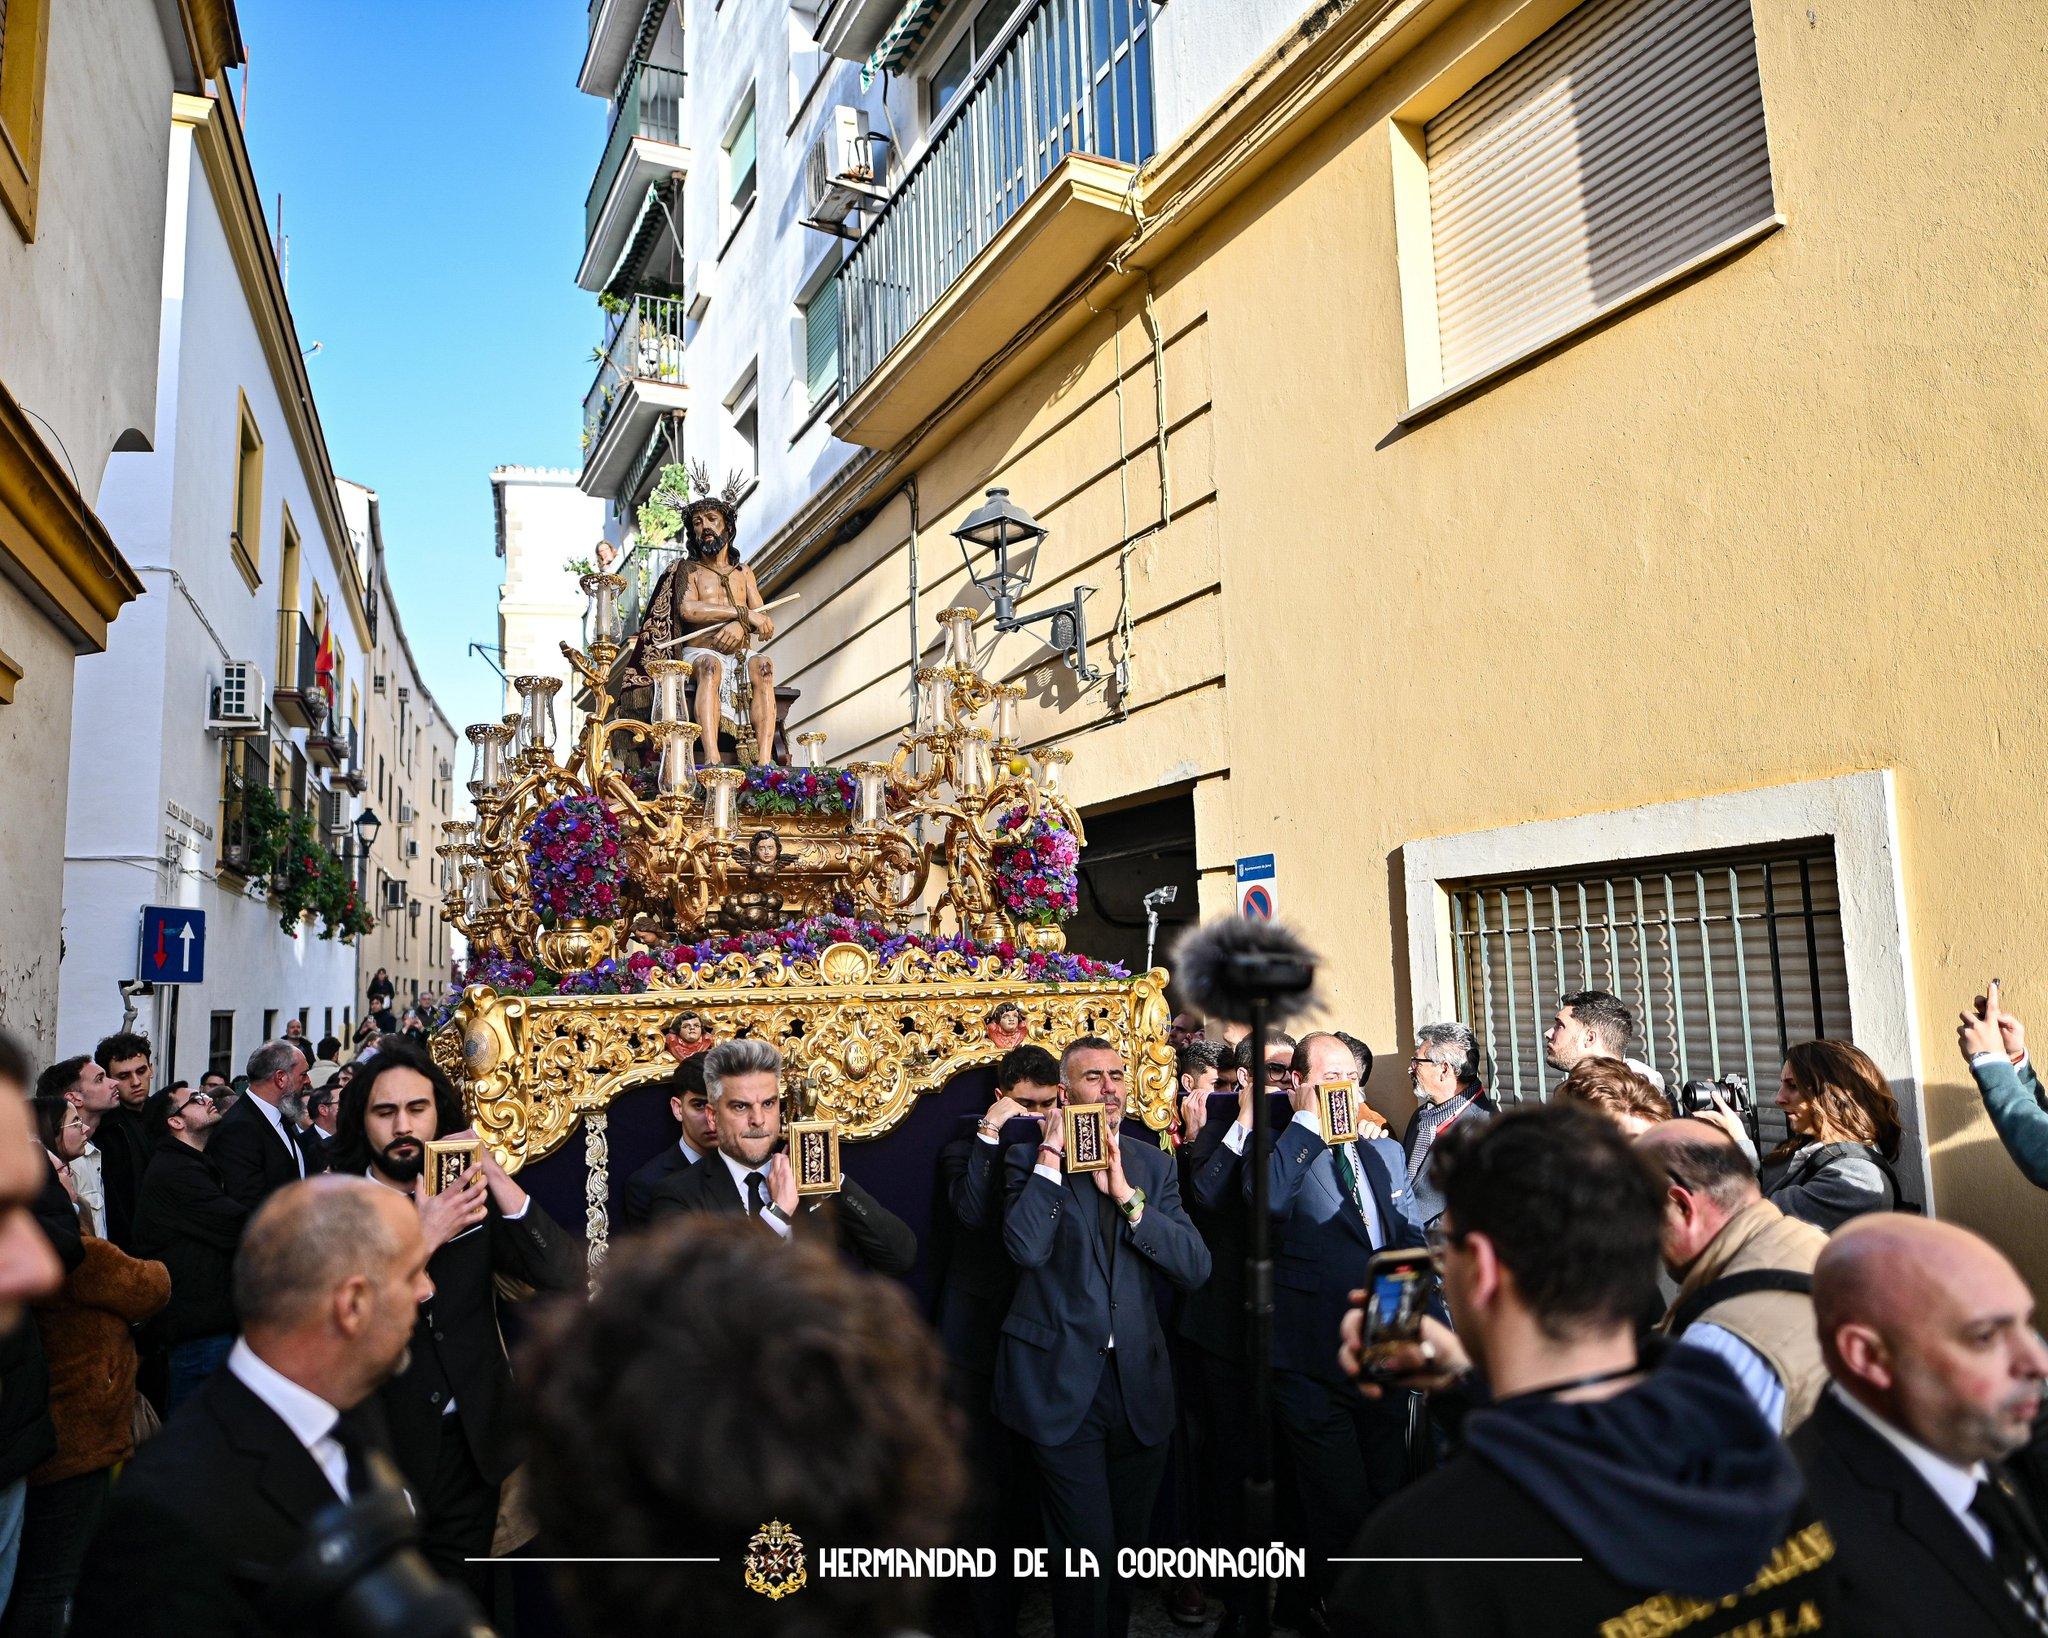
139,906,206,984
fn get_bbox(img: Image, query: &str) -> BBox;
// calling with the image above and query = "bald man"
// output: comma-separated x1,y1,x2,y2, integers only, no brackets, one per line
1636,1119,1829,1430
1794,1216,2048,1638
73,1177,436,1638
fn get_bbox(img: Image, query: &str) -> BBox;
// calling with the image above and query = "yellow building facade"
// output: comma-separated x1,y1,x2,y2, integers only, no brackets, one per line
754,0,2048,1281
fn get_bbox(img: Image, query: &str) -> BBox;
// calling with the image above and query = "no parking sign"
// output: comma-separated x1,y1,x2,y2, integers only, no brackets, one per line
1236,854,1278,920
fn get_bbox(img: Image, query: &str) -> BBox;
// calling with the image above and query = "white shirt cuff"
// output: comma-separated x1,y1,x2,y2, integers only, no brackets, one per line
977,1130,1000,1146
1222,1120,1249,1155
761,1208,793,1240
1033,1161,1063,1185
1290,1109,1320,1134
502,1196,531,1221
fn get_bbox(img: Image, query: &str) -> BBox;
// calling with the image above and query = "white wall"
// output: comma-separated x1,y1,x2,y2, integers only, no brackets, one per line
59,126,372,1078
495,467,603,719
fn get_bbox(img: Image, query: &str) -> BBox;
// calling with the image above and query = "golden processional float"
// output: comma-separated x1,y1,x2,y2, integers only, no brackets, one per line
431,585,1173,1263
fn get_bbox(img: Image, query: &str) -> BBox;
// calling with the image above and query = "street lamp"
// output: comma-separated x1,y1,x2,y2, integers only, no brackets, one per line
354,809,382,851
951,487,1100,683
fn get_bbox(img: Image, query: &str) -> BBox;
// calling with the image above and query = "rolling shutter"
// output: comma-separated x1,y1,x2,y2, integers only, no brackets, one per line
1425,0,1774,387
805,275,842,404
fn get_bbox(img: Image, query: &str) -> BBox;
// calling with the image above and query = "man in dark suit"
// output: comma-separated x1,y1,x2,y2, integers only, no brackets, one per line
132,1081,245,1410
1795,1214,2048,1638
1400,1021,1496,1229
92,1031,157,1247
210,1040,325,1214
72,1175,436,1638
930,1043,1061,1638
333,1042,585,1585
997,1036,1211,1638
1250,1031,1425,1608
622,1053,715,1229
647,1038,916,1276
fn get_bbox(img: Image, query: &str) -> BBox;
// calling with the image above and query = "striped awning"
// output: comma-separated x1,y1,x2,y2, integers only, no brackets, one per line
861,0,949,90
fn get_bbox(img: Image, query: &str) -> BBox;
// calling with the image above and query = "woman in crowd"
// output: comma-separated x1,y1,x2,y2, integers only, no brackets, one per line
1761,1040,1906,1229
7,1099,169,1635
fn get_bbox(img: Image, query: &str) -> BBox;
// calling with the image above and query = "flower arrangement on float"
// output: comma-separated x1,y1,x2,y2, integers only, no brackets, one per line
522,794,624,926
988,804,1080,924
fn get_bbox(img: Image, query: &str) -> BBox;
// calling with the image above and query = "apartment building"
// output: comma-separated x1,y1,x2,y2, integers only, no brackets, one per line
686,1,2047,1282
58,87,376,1075
0,0,242,1052
340,479,461,1020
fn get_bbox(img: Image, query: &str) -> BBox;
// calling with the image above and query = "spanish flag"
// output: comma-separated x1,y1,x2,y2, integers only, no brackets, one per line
314,609,336,689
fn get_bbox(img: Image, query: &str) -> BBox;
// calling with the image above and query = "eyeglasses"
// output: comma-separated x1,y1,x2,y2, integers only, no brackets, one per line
169,1091,215,1119
1424,1224,1466,1256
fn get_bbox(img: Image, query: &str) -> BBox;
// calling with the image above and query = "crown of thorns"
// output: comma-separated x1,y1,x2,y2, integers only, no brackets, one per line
681,461,747,531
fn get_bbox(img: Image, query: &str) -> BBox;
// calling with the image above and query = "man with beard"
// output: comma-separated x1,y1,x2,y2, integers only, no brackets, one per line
619,474,778,764
1796,1216,2048,1637
72,1178,436,1638
647,1039,916,1275
332,1043,582,1585
210,1041,325,1213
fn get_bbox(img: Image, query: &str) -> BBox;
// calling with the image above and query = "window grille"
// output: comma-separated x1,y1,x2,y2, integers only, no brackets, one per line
1448,845,1849,1123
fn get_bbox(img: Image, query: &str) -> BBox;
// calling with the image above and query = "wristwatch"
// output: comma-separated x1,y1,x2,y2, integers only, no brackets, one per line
762,1201,792,1226
1118,1187,1146,1219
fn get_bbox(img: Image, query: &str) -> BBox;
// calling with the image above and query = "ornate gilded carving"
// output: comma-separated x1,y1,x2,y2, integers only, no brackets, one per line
440,946,1174,1176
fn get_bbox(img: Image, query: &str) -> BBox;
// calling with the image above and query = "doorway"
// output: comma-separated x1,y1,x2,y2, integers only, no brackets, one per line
1068,788,1198,976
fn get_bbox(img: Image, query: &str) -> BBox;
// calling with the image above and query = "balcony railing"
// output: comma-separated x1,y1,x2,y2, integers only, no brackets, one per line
272,610,327,730
586,60,686,244
583,293,687,450
838,0,1156,395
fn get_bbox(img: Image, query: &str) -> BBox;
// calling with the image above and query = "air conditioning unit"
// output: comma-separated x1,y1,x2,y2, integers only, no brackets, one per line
373,673,387,694
396,800,416,827
437,758,453,782
320,790,349,836
381,879,407,911
803,106,884,226
397,686,411,703
208,662,268,734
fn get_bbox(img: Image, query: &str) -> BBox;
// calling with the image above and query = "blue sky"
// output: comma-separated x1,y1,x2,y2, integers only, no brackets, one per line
236,0,602,739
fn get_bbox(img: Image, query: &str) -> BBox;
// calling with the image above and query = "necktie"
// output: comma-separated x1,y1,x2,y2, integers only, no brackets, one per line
1971,1472,2048,1634
1331,1145,1380,1248
746,1171,767,1218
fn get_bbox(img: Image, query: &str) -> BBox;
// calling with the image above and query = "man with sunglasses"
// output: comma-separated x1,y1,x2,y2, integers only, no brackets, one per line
131,1083,246,1410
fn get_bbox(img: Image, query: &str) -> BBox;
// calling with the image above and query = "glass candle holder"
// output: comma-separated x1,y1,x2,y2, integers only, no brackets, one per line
958,727,993,793
1038,746,1071,795
647,658,690,726
794,731,827,769
849,762,889,830
938,606,979,671
466,724,501,791
699,766,744,836
512,676,562,758
655,721,700,796
916,666,952,729
462,866,490,920
992,682,1022,747
581,572,626,645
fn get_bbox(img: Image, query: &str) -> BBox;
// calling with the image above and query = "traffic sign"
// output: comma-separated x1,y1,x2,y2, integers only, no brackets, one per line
139,906,206,984
1235,854,1278,920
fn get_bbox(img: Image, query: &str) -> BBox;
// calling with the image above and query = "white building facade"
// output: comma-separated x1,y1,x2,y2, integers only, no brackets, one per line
0,0,241,1055
570,0,1306,569
58,90,377,1079
492,466,604,723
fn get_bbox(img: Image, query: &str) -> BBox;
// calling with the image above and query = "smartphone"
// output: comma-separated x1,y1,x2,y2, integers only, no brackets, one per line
998,1114,1049,1150
1358,1247,1440,1376
1203,1092,1293,1130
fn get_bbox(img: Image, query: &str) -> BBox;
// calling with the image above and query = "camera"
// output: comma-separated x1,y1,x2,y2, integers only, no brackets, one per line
267,1482,494,1638
1673,1072,1754,1129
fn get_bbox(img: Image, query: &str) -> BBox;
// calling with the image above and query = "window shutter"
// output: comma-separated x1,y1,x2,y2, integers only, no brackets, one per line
728,103,757,203
805,276,841,403
1425,0,1774,388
